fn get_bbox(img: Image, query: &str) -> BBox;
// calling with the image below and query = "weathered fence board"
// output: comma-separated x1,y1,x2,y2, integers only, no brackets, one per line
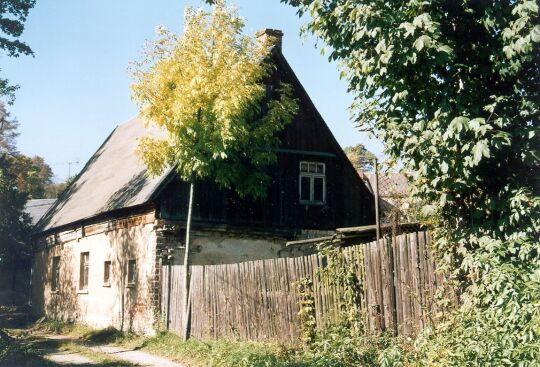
161,231,442,342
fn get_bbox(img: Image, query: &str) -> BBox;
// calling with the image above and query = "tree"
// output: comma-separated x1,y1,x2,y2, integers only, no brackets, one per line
282,0,539,365
0,154,31,267
131,0,298,339
343,143,376,172
0,0,35,103
0,101,19,154
10,154,53,199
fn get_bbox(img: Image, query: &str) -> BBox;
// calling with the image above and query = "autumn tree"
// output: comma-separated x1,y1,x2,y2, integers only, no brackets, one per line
11,154,53,199
130,0,298,339
281,0,539,364
343,143,376,172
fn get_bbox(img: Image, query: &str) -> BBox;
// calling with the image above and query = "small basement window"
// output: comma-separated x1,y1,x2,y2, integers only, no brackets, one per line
299,161,326,205
79,252,89,291
103,261,111,287
127,260,136,287
51,256,60,292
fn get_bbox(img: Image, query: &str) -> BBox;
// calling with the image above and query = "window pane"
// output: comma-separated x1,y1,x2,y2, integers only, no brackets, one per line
300,176,311,201
308,163,316,173
103,261,111,284
316,163,324,173
128,260,136,284
80,252,89,290
52,257,60,291
300,162,308,172
314,177,324,202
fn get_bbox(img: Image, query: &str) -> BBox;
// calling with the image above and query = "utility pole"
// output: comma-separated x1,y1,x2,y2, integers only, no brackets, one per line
373,158,381,243
67,160,79,179
182,182,195,341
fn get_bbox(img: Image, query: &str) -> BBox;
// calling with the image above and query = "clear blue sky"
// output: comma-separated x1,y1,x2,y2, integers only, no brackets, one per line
3,0,383,182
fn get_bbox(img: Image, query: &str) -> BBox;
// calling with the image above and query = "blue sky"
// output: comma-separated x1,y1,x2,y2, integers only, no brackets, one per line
2,0,383,182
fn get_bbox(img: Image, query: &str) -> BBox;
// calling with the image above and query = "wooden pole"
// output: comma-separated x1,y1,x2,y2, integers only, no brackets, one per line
374,158,381,243
182,182,194,341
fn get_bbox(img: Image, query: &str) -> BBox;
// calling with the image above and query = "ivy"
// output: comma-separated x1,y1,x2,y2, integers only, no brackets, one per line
282,0,540,365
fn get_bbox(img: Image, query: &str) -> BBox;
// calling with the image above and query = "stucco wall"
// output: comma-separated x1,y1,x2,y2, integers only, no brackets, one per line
160,230,314,266
31,212,157,334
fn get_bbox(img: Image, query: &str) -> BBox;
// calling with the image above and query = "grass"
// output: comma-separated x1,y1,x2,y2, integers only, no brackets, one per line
32,320,310,367
121,332,312,367
27,320,394,367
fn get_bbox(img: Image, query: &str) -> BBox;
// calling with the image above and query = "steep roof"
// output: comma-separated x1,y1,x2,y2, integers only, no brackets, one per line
365,172,409,198
36,117,172,233
25,199,56,225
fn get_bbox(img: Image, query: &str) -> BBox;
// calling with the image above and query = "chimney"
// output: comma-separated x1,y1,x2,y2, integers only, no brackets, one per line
256,28,283,52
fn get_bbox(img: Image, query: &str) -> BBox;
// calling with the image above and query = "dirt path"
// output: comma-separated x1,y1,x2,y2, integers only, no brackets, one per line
37,333,186,367
88,345,185,367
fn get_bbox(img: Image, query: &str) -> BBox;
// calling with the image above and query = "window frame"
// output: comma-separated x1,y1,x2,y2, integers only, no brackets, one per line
127,259,137,288
79,252,89,291
299,161,326,205
51,256,60,293
103,260,112,287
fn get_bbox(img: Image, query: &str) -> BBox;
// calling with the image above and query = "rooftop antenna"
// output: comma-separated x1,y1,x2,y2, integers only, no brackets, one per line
67,159,79,179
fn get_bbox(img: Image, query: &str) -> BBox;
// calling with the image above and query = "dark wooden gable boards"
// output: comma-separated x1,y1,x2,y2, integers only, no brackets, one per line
156,51,375,235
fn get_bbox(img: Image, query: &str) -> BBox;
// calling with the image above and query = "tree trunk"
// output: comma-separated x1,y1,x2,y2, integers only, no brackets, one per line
182,182,195,341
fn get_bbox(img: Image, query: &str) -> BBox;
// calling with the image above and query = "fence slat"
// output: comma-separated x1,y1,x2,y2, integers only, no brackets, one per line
162,231,440,342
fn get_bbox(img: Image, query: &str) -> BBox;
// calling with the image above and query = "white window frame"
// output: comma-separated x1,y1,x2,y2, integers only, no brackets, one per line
299,161,326,205
127,259,137,288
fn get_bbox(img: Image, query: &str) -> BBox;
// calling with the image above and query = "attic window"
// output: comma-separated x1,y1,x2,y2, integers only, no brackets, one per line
299,161,326,205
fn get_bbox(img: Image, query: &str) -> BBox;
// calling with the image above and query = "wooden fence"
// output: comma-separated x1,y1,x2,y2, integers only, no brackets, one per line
161,230,451,342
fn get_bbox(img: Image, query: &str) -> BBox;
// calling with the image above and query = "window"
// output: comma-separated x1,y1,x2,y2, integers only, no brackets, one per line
127,260,136,287
103,261,112,286
79,252,89,290
51,256,60,292
299,161,326,205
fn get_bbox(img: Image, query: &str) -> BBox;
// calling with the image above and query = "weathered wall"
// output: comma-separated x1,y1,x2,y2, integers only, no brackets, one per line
158,228,314,266
31,212,157,334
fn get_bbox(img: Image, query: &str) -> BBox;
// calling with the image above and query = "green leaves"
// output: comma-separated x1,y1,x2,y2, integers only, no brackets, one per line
132,1,298,198
282,0,540,365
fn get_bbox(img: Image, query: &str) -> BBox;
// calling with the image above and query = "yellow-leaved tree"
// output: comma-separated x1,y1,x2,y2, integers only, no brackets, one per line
130,0,298,339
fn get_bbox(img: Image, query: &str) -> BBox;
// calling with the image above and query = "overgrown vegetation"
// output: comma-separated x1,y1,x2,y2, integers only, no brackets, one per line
0,328,44,366
278,0,540,365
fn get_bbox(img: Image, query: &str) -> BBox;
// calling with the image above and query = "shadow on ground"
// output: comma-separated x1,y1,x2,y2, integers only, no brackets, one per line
0,308,133,367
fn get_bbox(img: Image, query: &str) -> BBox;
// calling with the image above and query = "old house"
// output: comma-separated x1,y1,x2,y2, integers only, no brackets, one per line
31,29,375,334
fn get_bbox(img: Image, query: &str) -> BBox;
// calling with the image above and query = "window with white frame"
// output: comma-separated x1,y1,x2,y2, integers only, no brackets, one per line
79,252,89,290
299,161,326,205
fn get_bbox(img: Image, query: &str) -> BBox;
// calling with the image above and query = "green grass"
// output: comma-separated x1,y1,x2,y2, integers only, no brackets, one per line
130,332,310,367
0,328,51,366
28,320,395,367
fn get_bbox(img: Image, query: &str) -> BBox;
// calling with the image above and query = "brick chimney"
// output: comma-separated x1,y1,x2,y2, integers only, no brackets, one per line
256,28,283,52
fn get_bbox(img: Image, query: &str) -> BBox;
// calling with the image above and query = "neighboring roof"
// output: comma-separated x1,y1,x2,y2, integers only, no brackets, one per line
286,222,422,247
365,172,409,198
25,199,56,225
36,117,172,233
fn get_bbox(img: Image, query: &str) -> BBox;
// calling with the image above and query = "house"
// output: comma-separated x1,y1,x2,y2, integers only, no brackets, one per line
31,29,375,334
364,172,410,222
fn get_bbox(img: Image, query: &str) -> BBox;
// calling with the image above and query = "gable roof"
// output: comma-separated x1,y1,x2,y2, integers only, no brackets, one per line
25,199,56,225
36,117,172,233
37,46,372,234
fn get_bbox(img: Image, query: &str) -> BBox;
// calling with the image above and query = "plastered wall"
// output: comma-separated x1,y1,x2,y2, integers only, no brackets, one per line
32,215,157,334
